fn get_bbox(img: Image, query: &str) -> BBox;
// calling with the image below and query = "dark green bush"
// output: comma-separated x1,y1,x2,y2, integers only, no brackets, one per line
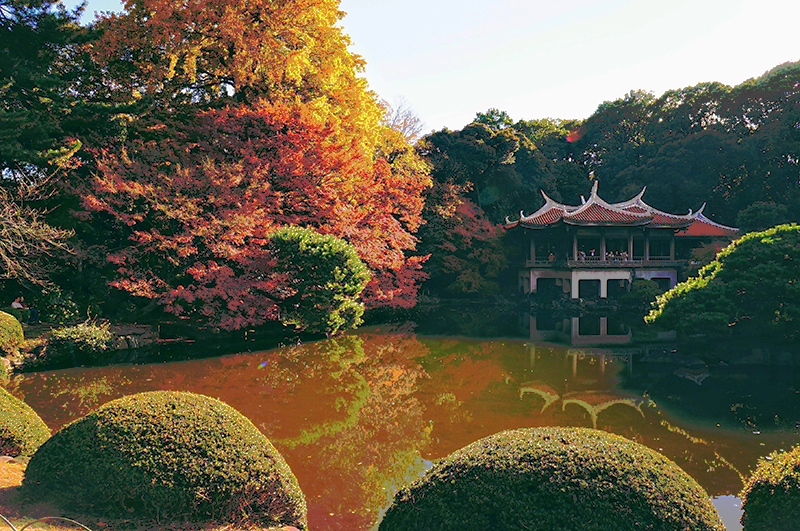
45,320,113,366
22,391,306,529
38,286,80,324
0,311,23,355
4,306,29,325
740,446,800,531
380,426,723,531
0,387,51,457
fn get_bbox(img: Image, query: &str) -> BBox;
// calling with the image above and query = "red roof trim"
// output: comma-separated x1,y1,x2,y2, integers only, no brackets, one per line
508,183,737,234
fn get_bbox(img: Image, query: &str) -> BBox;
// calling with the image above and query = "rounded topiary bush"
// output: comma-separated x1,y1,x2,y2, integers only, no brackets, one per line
740,446,800,531
0,387,51,457
0,311,23,355
380,427,723,531
22,391,307,529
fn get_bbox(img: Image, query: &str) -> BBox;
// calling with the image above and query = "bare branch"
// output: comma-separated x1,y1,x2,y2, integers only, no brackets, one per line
0,188,73,286
381,97,425,144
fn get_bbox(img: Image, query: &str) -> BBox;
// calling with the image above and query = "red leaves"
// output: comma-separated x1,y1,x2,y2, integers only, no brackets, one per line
83,100,428,328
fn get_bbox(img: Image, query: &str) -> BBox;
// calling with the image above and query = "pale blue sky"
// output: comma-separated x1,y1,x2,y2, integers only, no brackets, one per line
73,0,799,135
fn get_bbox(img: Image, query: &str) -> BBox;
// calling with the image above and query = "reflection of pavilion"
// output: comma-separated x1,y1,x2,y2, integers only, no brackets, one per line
561,390,647,429
527,314,632,346
519,380,560,412
566,348,634,377
505,182,737,299
517,377,648,428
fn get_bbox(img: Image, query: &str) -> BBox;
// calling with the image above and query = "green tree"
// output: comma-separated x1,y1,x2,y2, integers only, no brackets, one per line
647,224,800,342
0,0,84,178
736,201,791,233
474,108,513,131
269,226,371,336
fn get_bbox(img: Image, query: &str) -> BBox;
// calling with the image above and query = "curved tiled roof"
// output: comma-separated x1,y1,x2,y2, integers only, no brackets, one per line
614,186,694,228
511,191,575,229
505,182,734,234
564,183,651,226
510,182,650,228
677,207,739,237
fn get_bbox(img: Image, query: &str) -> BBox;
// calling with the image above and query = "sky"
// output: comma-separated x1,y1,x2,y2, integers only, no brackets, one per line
73,0,800,135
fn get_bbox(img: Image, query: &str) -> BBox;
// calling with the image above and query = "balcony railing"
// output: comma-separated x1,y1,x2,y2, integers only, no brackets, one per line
526,257,687,268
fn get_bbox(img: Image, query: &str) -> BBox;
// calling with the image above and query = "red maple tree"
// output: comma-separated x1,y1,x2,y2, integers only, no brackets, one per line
83,100,428,329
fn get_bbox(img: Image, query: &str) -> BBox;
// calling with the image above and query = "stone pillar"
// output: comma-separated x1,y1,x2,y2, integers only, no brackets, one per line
628,234,634,259
571,271,580,299
601,234,607,260
644,233,650,261
670,237,675,260
600,278,608,299
572,234,578,261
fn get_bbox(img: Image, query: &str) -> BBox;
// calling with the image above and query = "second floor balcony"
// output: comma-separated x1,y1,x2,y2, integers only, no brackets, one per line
526,256,688,269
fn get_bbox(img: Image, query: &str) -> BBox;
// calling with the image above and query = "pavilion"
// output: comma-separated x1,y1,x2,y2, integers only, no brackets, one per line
504,182,738,299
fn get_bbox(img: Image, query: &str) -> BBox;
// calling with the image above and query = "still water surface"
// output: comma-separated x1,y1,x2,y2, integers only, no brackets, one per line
7,322,800,530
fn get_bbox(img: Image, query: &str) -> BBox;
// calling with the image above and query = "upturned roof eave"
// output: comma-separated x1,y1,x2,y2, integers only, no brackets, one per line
562,219,653,227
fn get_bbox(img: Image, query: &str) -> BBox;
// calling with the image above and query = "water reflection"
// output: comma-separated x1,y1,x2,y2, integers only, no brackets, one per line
526,313,633,345
7,326,800,531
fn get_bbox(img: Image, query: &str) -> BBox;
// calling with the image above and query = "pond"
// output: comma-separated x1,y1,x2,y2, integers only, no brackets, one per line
6,312,800,531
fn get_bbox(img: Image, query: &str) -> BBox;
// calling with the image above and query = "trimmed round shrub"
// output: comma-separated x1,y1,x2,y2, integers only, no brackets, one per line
0,311,23,354
380,427,723,531
0,387,51,457
740,446,800,531
22,391,307,529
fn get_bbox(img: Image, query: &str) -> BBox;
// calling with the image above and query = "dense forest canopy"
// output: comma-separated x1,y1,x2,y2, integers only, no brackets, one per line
1,0,798,330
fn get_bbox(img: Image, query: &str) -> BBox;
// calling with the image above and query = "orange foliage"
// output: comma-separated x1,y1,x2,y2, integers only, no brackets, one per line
93,0,381,149
84,100,427,327
80,0,430,326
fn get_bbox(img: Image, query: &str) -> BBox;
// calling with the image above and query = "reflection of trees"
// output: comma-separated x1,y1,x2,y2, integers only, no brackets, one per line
415,339,534,455
271,332,433,531
7,370,137,429
626,363,800,433
12,330,797,528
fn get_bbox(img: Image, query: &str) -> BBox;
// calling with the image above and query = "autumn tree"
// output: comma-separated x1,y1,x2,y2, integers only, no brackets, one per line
81,98,426,329
64,0,432,328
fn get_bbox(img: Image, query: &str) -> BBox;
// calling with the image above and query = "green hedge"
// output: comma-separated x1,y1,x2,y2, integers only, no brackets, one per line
3,307,29,325
0,387,51,457
740,446,800,531
380,427,723,531
22,391,306,529
48,321,113,360
23,321,115,370
0,311,23,355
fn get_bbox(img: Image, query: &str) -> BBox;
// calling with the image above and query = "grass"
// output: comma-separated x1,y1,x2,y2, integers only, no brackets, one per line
0,460,300,531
